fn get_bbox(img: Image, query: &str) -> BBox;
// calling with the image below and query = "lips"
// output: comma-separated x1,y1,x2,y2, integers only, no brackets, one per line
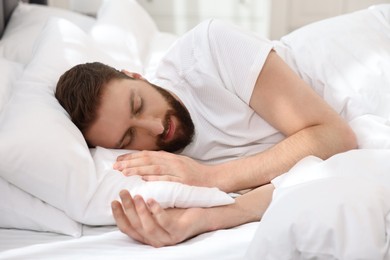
163,117,175,141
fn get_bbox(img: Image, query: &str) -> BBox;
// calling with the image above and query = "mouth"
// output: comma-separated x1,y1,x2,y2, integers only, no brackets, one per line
163,117,176,141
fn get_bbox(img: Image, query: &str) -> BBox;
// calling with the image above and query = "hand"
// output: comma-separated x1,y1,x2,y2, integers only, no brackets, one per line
111,190,208,247
113,151,215,188
111,185,275,247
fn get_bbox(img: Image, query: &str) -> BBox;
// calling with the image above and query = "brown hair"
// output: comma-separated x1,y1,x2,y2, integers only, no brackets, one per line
55,62,130,135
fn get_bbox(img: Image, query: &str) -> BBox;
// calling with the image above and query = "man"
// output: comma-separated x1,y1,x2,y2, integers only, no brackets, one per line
55,19,357,247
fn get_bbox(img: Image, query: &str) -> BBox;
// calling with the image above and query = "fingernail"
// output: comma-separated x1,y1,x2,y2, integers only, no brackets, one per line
111,201,118,210
122,169,130,176
146,199,154,208
113,162,121,170
134,196,143,206
119,190,127,197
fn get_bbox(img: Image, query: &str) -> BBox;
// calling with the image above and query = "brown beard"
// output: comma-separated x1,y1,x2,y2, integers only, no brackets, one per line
151,83,195,152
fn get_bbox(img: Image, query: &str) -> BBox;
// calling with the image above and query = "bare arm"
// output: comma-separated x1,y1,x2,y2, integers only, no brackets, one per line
114,51,357,192
210,51,357,192
111,183,274,247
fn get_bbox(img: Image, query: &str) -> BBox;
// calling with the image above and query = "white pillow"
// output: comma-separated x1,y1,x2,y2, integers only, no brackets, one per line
0,18,233,226
279,6,390,123
21,17,136,91
246,149,390,259
0,58,80,236
91,147,234,209
0,81,98,224
90,0,159,70
0,176,81,237
0,58,23,114
0,2,95,64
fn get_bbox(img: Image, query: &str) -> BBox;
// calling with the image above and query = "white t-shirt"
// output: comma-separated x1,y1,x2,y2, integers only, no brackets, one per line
151,19,286,164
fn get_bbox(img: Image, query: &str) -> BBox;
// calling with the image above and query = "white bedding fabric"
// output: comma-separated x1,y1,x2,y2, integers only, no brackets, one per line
1,1,390,259
0,2,95,64
247,150,390,259
0,0,233,231
0,223,259,260
245,4,390,259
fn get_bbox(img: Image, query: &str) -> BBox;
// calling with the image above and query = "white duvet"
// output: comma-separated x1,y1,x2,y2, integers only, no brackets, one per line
246,4,390,259
1,1,390,259
247,150,390,259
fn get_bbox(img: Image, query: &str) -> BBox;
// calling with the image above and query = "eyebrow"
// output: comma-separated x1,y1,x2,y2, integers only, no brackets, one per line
114,90,135,149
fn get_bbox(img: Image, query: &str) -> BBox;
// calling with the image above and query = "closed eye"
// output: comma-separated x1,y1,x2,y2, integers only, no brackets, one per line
116,91,137,149
120,128,135,149
134,95,143,115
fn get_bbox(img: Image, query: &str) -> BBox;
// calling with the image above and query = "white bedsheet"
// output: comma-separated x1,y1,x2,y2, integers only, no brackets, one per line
1,2,390,259
0,222,258,260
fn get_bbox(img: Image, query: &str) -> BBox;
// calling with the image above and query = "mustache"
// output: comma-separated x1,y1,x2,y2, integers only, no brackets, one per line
151,82,194,152
159,110,173,140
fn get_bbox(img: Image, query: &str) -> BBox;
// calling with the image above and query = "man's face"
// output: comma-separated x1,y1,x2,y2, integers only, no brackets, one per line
85,78,194,152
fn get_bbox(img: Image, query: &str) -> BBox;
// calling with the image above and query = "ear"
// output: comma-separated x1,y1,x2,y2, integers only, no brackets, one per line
121,70,145,80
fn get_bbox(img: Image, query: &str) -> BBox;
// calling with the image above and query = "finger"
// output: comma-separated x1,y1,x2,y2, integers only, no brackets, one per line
146,199,174,231
116,152,136,162
117,151,153,161
133,196,170,247
117,150,171,162
147,199,185,246
122,165,168,177
111,198,143,242
115,155,163,171
115,151,181,172
119,190,144,232
142,175,179,182
114,157,154,171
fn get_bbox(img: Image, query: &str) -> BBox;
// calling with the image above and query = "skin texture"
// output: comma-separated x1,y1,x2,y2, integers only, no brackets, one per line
90,51,357,247
111,183,275,248
84,74,194,152
105,52,357,193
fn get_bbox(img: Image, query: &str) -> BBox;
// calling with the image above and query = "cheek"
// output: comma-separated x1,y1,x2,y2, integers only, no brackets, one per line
126,137,159,151
149,93,170,114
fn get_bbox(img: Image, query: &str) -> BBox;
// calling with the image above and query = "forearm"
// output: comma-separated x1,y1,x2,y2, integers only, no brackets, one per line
111,183,274,247
204,183,274,232
207,50,358,193
213,123,356,193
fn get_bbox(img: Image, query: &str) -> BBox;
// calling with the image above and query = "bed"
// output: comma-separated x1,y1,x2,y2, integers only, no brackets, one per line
0,0,390,259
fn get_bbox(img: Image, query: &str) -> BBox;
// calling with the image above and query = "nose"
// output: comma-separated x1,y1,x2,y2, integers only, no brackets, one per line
133,117,165,136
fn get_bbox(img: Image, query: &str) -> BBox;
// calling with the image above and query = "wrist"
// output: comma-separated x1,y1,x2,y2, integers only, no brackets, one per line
209,163,234,193
214,161,246,193
201,207,223,232
201,163,227,191
189,207,218,234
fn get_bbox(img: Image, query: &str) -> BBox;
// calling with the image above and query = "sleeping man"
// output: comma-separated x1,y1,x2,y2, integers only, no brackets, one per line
55,19,357,247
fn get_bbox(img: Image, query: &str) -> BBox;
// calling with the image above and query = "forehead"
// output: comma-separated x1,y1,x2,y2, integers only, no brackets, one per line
84,79,132,147
102,78,154,99
101,78,131,104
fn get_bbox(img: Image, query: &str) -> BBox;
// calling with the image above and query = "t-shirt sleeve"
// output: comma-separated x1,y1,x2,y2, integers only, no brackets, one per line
206,19,274,104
